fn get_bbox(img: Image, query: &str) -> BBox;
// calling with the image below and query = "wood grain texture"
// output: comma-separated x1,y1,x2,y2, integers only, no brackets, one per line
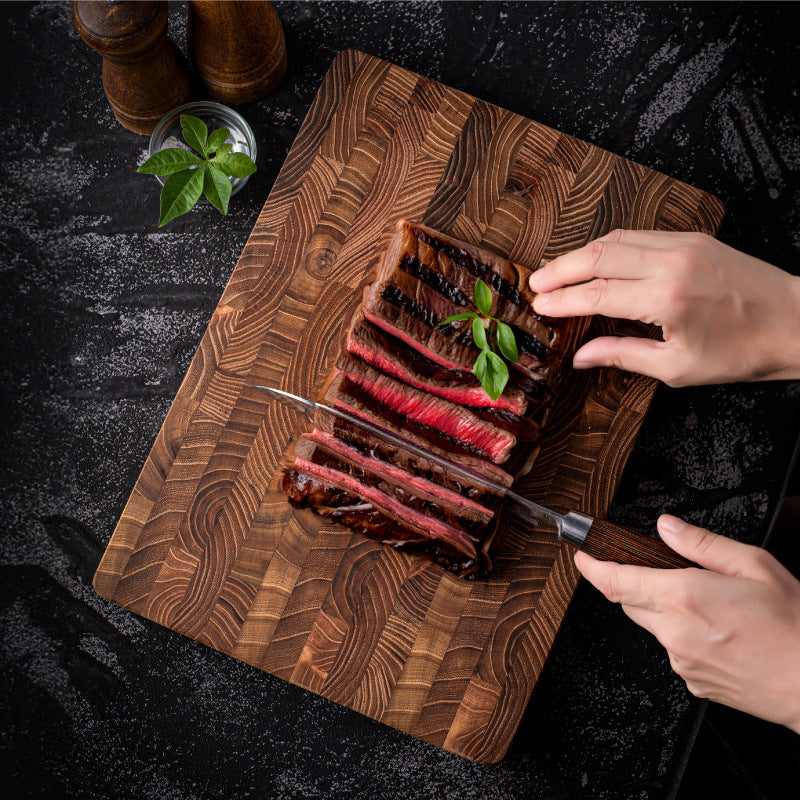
94,50,724,764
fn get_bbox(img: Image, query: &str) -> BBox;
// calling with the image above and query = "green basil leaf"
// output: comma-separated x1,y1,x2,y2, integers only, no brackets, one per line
213,152,258,178
137,148,204,175
158,166,205,227
496,321,519,362
215,142,233,157
473,350,488,384
206,127,231,153
203,163,232,216
439,312,477,326
471,316,487,350
181,114,209,158
474,279,492,316
482,351,509,400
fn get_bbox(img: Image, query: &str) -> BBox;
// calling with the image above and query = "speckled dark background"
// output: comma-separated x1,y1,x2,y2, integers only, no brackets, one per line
1,2,799,798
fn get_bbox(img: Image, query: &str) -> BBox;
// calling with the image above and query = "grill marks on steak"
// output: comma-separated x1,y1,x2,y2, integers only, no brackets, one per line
299,431,493,526
386,262,551,370
282,219,579,577
346,312,528,415
283,469,485,576
335,362,517,464
289,459,479,559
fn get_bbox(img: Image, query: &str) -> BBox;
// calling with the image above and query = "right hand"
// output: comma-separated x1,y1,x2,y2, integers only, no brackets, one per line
529,229,800,386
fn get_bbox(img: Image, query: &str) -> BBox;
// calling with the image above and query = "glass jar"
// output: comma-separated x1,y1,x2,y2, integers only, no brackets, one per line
148,101,257,196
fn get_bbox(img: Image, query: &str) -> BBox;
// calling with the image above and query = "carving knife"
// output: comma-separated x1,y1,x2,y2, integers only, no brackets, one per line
255,385,695,569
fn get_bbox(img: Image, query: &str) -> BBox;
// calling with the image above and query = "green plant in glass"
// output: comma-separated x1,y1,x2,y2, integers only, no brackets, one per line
137,114,257,227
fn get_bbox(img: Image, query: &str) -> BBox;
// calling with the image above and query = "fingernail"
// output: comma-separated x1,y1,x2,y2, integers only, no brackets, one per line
572,355,595,369
535,292,550,307
658,514,683,535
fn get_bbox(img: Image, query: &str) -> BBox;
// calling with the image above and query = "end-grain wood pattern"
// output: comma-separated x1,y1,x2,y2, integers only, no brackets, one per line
94,50,724,764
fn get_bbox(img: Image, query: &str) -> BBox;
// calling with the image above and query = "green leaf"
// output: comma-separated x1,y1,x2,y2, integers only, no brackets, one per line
473,350,489,384
471,316,487,350
203,163,232,216
214,142,233,157
158,166,205,227
474,279,492,316
137,148,204,175
496,321,519,362
481,351,509,400
207,127,231,153
439,312,477,326
181,114,209,158
213,151,257,178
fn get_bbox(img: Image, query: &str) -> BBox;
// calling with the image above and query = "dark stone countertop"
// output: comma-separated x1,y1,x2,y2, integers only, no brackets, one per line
2,2,799,798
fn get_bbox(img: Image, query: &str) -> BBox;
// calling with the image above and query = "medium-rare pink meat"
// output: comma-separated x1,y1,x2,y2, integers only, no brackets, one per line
347,312,528,415
336,361,517,464
296,432,494,533
281,218,586,578
289,458,479,559
329,390,515,487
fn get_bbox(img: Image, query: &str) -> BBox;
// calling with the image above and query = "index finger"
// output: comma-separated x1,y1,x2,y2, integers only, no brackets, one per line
573,550,675,611
530,230,669,293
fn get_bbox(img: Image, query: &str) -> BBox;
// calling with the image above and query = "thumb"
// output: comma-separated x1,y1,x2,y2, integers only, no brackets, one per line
572,336,674,381
657,514,771,580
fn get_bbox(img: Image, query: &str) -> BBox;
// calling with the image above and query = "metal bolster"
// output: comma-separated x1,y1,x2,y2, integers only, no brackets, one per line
560,511,593,547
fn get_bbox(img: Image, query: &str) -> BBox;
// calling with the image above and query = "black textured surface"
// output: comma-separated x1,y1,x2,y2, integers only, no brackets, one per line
2,2,799,799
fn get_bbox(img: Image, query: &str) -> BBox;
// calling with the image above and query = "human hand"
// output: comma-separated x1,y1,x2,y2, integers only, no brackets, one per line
529,229,800,386
574,514,800,734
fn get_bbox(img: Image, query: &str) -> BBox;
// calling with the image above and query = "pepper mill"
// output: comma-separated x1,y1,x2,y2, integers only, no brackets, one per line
73,0,191,135
187,0,286,104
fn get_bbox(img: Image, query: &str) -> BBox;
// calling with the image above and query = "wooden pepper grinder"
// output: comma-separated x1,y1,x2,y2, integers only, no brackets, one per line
73,0,191,135
187,0,286,104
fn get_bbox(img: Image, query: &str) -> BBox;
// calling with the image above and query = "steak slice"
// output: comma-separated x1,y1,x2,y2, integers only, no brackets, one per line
283,468,488,577
346,311,528,415
296,432,494,532
288,458,479,559
321,374,515,487
363,293,554,401
332,358,517,464
317,417,506,508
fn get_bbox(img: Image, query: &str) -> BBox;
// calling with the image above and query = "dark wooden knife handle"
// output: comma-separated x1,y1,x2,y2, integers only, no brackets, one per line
562,513,697,569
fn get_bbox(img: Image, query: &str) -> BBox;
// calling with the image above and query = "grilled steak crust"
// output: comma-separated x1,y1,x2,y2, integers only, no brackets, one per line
282,219,584,578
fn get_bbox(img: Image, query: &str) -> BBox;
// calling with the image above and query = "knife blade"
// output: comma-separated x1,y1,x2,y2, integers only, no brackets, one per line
255,385,695,569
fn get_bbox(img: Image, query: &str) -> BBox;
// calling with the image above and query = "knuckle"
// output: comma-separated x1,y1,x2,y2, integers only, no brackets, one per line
663,578,694,612
655,278,689,313
604,228,625,244
669,246,699,276
691,529,718,560
604,571,622,604
583,278,610,309
586,241,609,275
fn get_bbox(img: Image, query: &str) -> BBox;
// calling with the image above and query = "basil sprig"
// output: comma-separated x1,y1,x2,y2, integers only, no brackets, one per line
138,114,257,227
439,279,519,400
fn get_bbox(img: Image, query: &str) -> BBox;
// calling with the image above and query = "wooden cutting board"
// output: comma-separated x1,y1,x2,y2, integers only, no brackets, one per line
94,50,724,764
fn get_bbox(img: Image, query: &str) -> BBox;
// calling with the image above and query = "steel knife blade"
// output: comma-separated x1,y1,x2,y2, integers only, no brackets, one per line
254,385,696,569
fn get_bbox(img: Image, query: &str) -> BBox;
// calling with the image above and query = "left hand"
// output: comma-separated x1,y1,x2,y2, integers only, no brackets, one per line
574,514,800,734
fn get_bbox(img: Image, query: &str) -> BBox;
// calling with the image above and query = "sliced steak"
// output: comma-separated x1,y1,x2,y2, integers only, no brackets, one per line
320,373,515,487
296,432,493,532
332,359,517,464
317,418,507,507
362,293,555,401
346,311,528,415
283,468,488,577
288,458,479,559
